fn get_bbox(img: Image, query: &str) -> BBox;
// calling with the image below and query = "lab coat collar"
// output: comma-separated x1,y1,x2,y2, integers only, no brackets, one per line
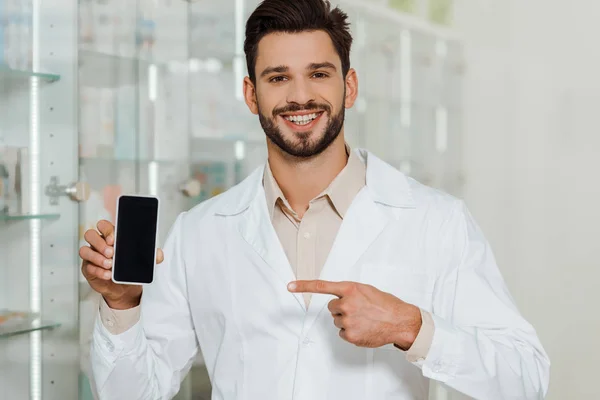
215,148,416,217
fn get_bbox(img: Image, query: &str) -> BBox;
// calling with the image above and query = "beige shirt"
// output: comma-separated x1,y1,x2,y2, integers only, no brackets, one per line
263,149,366,307
99,148,434,361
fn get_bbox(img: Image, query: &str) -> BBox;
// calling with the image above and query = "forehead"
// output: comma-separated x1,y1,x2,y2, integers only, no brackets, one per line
255,30,341,71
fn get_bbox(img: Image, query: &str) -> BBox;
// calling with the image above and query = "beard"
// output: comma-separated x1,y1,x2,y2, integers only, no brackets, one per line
258,96,345,159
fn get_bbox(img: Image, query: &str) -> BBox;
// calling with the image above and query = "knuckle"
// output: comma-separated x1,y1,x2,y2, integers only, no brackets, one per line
315,281,327,292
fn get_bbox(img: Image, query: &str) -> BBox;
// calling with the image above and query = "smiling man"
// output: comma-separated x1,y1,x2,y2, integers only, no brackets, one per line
82,1,550,399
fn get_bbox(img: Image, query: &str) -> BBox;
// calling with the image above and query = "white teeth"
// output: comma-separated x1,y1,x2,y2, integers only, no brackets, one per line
284,112,320,125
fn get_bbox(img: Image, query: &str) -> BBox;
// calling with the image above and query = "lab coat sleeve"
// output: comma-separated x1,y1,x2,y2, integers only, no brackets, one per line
415,201,550,400
90,213,199,400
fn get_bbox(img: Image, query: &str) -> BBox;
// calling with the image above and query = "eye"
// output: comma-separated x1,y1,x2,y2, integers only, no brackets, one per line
269,76,288,83
312,72,329,79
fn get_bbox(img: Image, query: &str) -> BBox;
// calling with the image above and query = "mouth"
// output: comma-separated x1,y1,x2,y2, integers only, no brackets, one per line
279,111,325,130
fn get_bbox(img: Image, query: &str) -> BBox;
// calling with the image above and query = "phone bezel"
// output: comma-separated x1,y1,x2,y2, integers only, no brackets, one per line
111,194,160,286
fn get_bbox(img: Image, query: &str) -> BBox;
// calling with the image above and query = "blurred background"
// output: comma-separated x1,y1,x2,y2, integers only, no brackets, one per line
0,0,597,399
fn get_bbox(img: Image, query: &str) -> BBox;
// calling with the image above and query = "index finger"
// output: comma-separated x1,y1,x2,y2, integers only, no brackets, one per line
96,220,115,243
287,280,353,298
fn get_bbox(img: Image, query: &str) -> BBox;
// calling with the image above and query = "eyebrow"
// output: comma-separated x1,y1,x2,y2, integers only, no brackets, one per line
260,65,288,78
308,62,337,71
260,62,337,78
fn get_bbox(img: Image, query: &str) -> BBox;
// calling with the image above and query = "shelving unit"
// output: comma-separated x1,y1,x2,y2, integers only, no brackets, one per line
0,214,61,222
0,1,80,399
0,66,60,85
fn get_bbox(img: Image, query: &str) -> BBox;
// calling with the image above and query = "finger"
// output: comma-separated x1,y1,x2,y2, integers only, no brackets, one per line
97,220,115,243
288,280,354,298
79,246,112,270
84,229,113,259
105,232,115,246
327,298,343,315
85,262,112,281
333,315,345,330
156,248,164,264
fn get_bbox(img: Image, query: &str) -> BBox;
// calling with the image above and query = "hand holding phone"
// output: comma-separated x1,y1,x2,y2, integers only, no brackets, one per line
79,196,163,310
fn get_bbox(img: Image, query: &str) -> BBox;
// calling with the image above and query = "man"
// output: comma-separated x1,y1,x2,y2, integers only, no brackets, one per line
81,0,550,399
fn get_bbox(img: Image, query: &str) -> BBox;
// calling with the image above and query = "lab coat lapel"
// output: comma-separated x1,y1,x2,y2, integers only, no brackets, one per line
237,186,307,312
303,188,390,333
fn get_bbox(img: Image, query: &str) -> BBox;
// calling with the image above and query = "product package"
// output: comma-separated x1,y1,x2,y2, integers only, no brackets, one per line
0,146,18,214
0,146,30,215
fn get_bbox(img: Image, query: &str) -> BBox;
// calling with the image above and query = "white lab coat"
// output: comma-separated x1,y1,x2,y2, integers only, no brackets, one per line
90,149,550,400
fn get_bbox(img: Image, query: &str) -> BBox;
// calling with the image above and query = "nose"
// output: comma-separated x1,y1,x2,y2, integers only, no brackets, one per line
286,78,315,106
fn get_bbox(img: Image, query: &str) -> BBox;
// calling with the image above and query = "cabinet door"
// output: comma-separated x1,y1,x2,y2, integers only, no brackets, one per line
0,0,81,399
77,1,198,398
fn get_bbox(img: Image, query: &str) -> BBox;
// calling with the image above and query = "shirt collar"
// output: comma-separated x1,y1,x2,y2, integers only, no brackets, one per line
263,145,367,220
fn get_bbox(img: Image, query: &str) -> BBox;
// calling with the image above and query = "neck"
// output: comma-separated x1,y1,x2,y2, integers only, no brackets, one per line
267,133,348,218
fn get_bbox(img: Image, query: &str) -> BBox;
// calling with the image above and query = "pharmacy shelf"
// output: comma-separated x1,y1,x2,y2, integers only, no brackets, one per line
0,65,61,86
78,137,266,164
0,319,61,339
79,50,238,89
0,213,61,222
78,50,161,89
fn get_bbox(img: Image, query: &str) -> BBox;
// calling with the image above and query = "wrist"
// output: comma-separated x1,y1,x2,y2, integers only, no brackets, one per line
104,294,141,310
392,304,422,350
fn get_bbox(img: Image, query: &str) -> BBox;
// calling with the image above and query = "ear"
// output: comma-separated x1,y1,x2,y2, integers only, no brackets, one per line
243,77,259,115
344,68,358,109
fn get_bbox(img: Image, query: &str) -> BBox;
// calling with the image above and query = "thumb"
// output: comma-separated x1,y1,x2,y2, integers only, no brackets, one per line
156,248,164,264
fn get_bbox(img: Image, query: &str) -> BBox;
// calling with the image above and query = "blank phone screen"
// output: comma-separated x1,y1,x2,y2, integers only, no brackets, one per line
113,196,159,284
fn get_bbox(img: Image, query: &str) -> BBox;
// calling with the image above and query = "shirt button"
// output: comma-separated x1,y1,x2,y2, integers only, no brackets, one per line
303,232,311,239
302,337,313,347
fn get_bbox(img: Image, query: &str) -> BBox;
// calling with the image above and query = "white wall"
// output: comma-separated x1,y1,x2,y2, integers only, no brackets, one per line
454,0,600,399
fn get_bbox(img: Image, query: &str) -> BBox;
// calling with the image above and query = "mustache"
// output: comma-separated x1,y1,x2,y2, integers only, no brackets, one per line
272,102,331,118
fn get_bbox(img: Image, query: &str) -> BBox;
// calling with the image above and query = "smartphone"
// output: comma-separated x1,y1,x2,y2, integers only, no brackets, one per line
112,195,160,285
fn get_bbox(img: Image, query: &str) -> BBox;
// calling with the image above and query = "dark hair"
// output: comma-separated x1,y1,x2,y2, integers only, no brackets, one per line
244,0,353,83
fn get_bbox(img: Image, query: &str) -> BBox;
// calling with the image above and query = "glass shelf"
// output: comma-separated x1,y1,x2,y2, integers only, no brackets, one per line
0,65,61,88
0,319,61,339
0,213,61,222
